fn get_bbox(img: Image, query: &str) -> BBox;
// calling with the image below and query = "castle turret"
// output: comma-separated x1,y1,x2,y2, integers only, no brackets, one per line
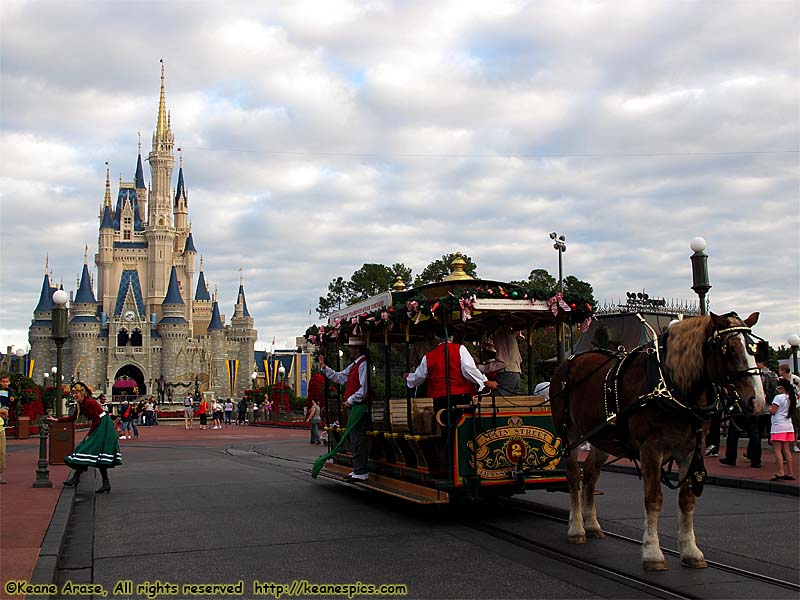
98,164,115,313
192,257,211,337
207,293,226,396
69,253,101,383
135,137,147,225
158,266,188,384
144,61,177,319
29,261,55,383
229,276,257,397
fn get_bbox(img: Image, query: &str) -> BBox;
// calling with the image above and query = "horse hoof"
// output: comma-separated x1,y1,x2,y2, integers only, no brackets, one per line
681,557,708,569
568,535,587,544
586,530,606,539
643,560,668,571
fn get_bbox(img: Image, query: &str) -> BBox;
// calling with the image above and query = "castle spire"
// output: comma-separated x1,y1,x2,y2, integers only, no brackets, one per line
156,59,168,139
104,162,111,207
74,262,97,304
34,271,54,313
135,140,146,189
163,265,185,305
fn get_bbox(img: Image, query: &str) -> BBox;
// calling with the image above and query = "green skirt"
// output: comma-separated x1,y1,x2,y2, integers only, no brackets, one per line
64,414,123,469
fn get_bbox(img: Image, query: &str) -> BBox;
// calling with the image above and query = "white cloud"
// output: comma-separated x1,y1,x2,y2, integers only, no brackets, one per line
1,0,798,355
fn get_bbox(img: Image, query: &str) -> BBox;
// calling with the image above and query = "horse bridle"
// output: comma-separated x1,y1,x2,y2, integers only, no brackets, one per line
706,322,764,416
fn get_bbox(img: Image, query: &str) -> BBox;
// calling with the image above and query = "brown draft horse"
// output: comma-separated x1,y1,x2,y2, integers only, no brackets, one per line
550,312,765,570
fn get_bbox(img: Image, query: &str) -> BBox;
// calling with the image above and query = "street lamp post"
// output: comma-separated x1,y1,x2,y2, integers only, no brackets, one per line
15,348,25,376
52,290,69,417
788,334,800,375
689,237,711,316
550,232,567,363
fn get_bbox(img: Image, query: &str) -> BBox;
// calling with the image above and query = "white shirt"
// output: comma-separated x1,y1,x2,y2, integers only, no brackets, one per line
321,355,368,406
406,343,488,392
771,393,795,434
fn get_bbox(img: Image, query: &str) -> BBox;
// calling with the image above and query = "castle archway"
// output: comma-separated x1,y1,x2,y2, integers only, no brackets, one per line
113,364,146,400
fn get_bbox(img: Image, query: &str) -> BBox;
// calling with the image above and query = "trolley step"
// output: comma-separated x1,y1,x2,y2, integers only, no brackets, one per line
318,463,450,504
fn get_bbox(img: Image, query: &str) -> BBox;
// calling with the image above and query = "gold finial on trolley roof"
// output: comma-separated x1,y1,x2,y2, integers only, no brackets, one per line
443,251,473,281
392,276,406,291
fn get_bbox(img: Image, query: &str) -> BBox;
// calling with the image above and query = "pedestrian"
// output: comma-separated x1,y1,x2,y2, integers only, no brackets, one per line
777,365,800,452
119,399,134,439
212,399,223,429
144,397,155,427
318,337,371,481
0,372,10,484
769,379,796,481
197,396,210,430
306,397,322,444
46,381,122,493
224,399,234,425
405,325,498,466
237,397,247,425
720,343,774,468
183,393,194,430
137,398,146,426
264,397,272,420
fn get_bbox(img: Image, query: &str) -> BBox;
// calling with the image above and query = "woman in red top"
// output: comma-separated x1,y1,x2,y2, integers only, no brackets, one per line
46,382,122,493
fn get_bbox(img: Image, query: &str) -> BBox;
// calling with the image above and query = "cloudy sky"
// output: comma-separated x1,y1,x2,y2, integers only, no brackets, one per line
1,0,798,356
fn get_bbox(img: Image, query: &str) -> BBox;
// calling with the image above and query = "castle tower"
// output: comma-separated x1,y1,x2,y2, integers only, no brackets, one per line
158,266,189,384
229,276,257,397
69,253,101,383
207,294,225,394
28,261,55,382
173,151,189,241
97,164,115,313
144,60,176,319
192,257,212,337
134,137,147,225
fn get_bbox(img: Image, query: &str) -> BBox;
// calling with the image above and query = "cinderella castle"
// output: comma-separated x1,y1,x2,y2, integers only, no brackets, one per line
28,63,257,401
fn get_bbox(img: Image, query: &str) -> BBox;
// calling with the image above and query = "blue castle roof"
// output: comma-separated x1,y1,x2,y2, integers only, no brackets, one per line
195,270,211,301
184,232,197,254
34,273,54,313
114,270,146,317
135,153,146,189
74,264,97,303
208,301,223,331
175,166,186,205
237,283,251,318
163,266,185,305
112,188,143,232
100,204,114,229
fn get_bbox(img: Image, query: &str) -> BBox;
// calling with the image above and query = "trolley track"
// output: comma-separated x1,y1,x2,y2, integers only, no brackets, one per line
232,445,800,598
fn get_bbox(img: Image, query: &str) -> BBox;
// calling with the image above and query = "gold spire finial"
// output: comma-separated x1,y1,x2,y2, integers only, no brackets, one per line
443,251,473,281
178,146,183,168
104,162,111,207
156,59,168,139
45,253,49,274
199,255,204,271
239,265,244,285
392,276,406,291
138,131,141,154
84,244,88,264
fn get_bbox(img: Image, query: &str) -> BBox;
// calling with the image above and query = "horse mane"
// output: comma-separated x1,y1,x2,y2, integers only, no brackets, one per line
665,315,713,392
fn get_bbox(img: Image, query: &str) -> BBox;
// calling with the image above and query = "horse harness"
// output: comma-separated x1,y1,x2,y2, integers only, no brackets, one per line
561,313,762,495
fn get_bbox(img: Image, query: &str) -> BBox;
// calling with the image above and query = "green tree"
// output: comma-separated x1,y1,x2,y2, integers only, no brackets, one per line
390,263,413,288
413,253,478,286
348,263,396,302
317,276,350,318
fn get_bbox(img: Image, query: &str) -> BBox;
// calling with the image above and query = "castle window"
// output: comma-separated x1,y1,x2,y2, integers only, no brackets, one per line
117,328,130,347
131,329,143,347
124,230,131,240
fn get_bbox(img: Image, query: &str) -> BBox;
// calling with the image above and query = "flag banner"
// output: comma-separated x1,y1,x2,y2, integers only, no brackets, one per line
26,357,35,379
263,359,271,386
299,354,309,397
272,360,279,384
226,359,239,397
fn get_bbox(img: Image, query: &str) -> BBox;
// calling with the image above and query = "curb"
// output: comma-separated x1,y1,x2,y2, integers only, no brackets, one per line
602,463,799,497
29,485,75,585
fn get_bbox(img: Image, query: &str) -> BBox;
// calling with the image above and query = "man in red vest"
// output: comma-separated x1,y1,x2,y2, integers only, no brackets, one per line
405,326,497,436
318,337,370,481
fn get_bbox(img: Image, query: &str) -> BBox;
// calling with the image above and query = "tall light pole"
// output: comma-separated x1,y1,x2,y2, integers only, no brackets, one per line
52,289,69,417
550,232,567,363
689,237,711,316
788,334,800,375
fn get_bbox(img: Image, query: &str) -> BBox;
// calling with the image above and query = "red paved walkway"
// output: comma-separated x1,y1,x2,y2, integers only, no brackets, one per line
1,424,797,598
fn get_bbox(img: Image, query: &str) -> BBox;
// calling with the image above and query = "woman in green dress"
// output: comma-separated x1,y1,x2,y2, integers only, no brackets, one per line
47,382,122,493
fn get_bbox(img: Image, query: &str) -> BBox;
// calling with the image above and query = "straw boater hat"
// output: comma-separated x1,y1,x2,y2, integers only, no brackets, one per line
346,336,366,346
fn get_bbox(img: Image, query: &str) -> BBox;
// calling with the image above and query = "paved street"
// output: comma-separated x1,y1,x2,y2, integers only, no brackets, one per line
3,422,799,599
